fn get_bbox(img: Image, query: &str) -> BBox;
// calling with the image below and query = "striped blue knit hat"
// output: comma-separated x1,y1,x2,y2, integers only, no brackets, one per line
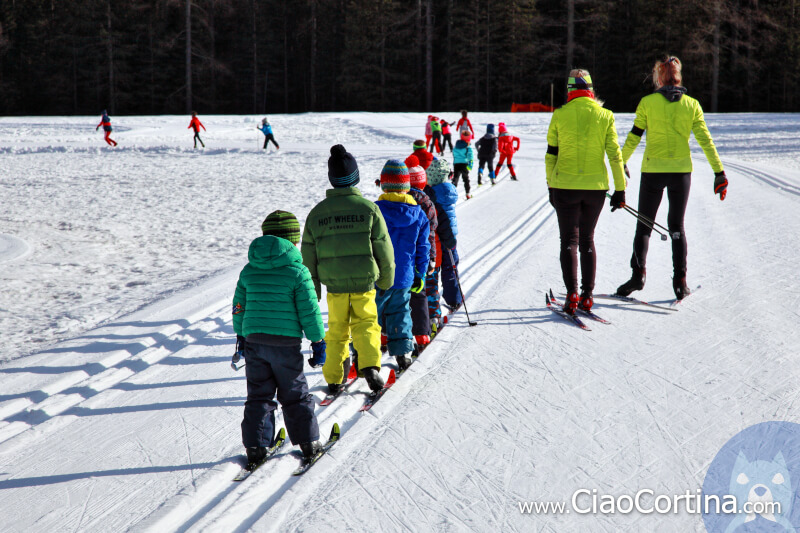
328,144,360,187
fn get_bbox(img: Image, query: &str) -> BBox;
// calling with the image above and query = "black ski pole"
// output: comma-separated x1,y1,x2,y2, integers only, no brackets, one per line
447,248,477,327
606,193,669,241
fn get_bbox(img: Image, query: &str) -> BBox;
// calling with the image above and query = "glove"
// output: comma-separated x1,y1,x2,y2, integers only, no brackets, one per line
411,276,425,294
714,172,728,201
308,340,326,368
624,164,631,185
233,335,246,363
548,188,554,207
610,190,626,212
374,178,381,187
467,161,473,171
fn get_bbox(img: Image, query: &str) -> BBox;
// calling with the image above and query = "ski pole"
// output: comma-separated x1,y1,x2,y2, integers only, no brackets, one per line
606,193,669,241
447,248,477,327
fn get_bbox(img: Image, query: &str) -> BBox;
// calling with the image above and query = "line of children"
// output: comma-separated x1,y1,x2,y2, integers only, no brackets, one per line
258,118,280,150
374,160,431,369
188,111,206,148
475,124,498,186
496,122,521,181
95,110,117,146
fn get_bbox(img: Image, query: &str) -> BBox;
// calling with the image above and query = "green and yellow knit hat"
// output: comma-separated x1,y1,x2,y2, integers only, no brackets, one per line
261,210,301,244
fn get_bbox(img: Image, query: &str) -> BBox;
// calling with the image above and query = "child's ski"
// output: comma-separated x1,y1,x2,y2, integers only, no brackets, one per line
292,423,341,476
546,292,590,331
550,289,610,324
360,369,397,412
232,427,287,481
319,364,357,406
591,293,678,312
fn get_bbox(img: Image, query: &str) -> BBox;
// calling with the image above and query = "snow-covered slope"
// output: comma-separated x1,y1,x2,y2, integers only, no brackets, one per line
1,112,799,532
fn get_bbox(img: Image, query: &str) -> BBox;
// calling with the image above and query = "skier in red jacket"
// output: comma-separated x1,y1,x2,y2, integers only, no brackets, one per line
188,111,206,148
496,122,520,180
95,110,117,147
455,109,475,142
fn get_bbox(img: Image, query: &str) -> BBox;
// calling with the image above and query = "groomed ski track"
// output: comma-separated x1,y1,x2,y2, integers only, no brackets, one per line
1,113,799,532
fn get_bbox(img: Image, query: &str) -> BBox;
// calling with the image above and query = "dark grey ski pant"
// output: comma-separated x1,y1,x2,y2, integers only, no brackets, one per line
241,341,319,448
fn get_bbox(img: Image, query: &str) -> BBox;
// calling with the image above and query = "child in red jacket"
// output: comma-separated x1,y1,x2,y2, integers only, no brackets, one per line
496,122,520,181
95,110,117,147
188,111,206,148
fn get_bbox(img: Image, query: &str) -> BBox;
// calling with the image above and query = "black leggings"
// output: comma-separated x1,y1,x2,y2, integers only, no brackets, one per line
193,131,204,148
552,189,605,295
452,163,470,194
630,172,691,276
263,134,279,149
441,133,453,152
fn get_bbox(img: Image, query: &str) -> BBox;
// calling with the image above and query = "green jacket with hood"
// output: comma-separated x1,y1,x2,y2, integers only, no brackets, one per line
302,187,395,299
545,96,626,192
232,235,325,341
621,86,723,174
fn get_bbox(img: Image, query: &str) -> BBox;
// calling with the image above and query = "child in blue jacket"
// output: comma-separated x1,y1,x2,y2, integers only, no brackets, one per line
425,158,462,320
258,118,280,150
375,160,431,370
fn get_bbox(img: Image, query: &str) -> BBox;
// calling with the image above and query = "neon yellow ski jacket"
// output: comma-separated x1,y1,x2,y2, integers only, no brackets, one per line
545,96,626,191
621,89,723,174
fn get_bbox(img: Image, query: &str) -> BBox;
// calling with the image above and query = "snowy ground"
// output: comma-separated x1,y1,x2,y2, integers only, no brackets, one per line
1,111,800,532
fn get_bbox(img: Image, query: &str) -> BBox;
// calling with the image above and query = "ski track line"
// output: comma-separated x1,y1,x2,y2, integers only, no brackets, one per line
0,305,231,454
134,171,554,533
724,159,800,197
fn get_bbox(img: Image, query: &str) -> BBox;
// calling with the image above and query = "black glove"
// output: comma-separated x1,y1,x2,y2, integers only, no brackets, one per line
610,190,626,212
548,188,554,207
411,276,425,294
624,164,631,185
308,340,326,368
714,171,728,201
374,178,381,187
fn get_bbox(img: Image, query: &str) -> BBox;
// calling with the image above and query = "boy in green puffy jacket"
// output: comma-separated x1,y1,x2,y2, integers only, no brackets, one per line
232,210,326,468
302,144,395,395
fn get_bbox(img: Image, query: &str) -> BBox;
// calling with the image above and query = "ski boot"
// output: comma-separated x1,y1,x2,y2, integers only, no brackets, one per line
578,293,593,312
327,382,343,395
562,292,579,315
362,367,385,392
246,446,267,465
299,440,323,459
414,334,431,347
466,193,473,199
673,276,691,300
395,353,413,371
616,267,646,296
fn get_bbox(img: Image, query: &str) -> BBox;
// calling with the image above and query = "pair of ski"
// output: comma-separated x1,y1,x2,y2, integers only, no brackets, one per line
318,363,398,412
232,423,342,481
545,290,609,331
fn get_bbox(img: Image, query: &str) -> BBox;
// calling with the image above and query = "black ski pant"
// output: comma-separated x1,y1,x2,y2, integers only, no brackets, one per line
263,134,279,149
441,133,454,152
452,163,471,194
410,289,431,336
478,156,495,183
431,131,443,153
630,172,691,277
241,341,319,448
193,131,205,148
552,189,605,295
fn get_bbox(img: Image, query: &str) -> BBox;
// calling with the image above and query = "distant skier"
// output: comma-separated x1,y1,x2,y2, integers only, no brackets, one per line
95,110,117,147
475,124,498,186
424,115,434,151
188,111,206,148
440,118,455,153
615,55,727,300
231,210,326,466
545,69,626,315
495,123,521,181
456,109,475,142
430,116,444,155
258,118,280,150
452,136,475,198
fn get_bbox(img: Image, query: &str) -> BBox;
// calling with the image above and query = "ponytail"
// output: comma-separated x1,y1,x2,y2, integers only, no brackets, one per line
652,55,682,88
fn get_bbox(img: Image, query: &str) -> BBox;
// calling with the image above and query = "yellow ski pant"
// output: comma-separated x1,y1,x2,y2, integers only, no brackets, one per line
322,290,382,385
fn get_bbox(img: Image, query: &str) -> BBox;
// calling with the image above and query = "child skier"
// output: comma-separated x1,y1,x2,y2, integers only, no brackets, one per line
95,110,117,147
456,109,475,142
452,136,475,198
231,210,326,466
188,111,206,148
496,122,521,180
301,144,395,394
258,118,280,150
405,155,438,349
424,115,434,151
475,124,498,186
411,139,434,169
430,116,444,155
374,160,430,369
425,158,462,329
440,118,455,153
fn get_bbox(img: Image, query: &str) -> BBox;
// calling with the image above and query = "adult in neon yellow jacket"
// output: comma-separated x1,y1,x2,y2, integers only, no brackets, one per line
616,56,728,300
545,69,626,315
302,145,395,395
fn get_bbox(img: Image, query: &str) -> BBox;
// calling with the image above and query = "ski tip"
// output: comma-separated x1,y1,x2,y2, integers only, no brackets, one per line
386,368,397,387
330,422,340,440
277,427,286,441
549,288,555,299
443,315,449,324
346,362,357,380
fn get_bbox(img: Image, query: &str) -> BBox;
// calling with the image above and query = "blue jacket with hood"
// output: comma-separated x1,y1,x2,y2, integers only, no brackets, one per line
375,193,431,289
